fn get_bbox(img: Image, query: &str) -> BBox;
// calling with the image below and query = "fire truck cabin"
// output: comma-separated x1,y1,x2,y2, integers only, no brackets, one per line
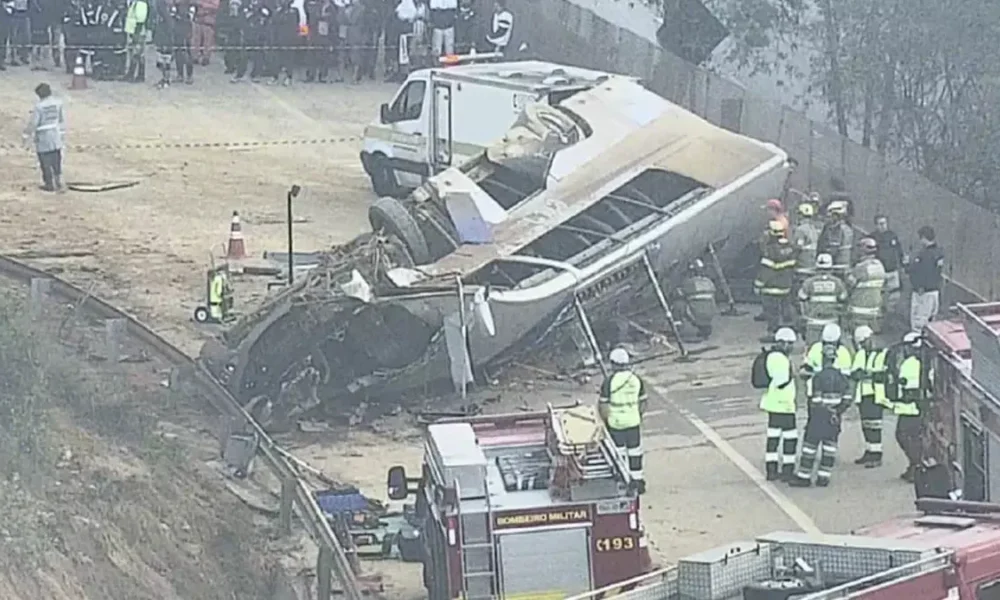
922,302,1000,502
386,405,652,600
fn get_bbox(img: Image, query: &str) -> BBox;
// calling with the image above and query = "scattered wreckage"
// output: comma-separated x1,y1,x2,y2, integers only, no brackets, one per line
201,74,792,424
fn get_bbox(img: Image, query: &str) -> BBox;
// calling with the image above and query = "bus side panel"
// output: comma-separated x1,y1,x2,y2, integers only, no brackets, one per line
591,511,644,589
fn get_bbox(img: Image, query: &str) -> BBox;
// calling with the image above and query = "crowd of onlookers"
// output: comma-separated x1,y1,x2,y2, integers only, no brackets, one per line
0,0,514,84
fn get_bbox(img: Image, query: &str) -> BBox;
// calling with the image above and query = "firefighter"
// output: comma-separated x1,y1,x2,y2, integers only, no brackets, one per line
894,332,929,482
789,341,852,487
92,0,127,80
845,237,886,333
791,202,821,284
760,327,798,481
754,220,797,336
765,198,789,238
797,253,847,347
818,201,853,276
851,325,890,467
598,347,647,494
209,267,227,321
674,259,716,342
801,322,852,401
124,0,149,82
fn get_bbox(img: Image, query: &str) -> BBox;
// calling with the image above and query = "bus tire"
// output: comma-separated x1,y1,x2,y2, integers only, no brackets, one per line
369,196,432,265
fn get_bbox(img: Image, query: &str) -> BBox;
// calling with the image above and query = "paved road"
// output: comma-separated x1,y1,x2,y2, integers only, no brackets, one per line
633,308,917,564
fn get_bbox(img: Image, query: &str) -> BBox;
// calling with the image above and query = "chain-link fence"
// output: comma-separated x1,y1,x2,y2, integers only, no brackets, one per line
510,0,1000,301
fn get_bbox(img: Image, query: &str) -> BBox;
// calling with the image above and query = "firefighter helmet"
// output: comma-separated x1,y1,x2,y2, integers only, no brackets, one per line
766,198,784,212
774,328,797,343
768,220,784,236
859,237,877,253
689,258,705,272
854,325,874,343
797,203,816,218
609,347,630,366
827,201,847,216
902,332,922,346
815,253,833,269
821,323,842,343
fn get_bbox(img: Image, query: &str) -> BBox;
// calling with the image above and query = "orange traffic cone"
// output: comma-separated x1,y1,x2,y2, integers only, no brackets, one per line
70,56,87,90
225,211,247,260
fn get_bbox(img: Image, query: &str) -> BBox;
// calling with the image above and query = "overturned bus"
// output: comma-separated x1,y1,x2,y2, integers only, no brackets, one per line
202,74,793,421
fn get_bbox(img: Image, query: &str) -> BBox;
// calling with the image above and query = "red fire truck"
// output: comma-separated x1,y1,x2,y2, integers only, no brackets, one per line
564,497,1000,600
922,302,1000,502
386,404,653,600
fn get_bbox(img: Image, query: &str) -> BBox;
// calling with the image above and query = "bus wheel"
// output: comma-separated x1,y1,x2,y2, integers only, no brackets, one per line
369,196,432,265
370,155,401,198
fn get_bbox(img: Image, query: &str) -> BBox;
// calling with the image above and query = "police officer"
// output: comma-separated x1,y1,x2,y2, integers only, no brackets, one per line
851,325,890,467
818,201,853,276
789,341,852,487
675,259,717,342
894,332,929,482
760,327,798,481
598,348,647,494
22,82,66,193
846,237,886,333
791,202,821,284
152,0,174,87
124,0,149,82
754,220,797,336
906,226,944,334
801,323,852,401
797,253,847,346
871,215,904,319
172,0,196,83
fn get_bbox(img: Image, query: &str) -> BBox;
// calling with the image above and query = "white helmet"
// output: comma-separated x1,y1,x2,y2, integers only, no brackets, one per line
609,347,630,366
902,332,922,346
816,253,833,269
854,325,873,343
774,328,797,343
821,323,842,344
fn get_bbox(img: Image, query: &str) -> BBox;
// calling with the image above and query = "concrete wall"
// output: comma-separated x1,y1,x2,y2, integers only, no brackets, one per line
506,0,1000,302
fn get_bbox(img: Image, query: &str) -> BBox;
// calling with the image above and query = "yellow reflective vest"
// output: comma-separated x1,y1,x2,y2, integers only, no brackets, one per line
851,346,890,407
210,273,224,305
603,371,644,430
804,342,852,396
894,355,927,416
760,351,796,414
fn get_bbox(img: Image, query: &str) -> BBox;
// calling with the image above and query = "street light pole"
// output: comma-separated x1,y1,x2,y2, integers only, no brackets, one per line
287,185,301,284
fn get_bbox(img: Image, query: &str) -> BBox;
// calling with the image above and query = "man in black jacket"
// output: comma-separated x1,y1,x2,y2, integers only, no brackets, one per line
906,225,944,333
872,214,904,321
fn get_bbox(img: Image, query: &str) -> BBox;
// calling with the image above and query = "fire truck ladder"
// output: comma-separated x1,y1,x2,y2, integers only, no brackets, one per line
549,405,634,489
456,480,498,600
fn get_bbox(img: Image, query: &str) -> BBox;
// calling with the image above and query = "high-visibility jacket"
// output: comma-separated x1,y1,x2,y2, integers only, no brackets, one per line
125,0,149,34
804,342,851,396
680,275,717,327
797,273,847,325
852,346,890,406
603,371,644,430
754,237,796,296
760,351,796,414
210,273,224,305
894,355,929,416
792,220,821,277
846,257,886,317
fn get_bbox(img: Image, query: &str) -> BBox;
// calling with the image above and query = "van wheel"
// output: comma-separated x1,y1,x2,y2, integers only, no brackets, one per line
369,197,431,265
370,155,401,198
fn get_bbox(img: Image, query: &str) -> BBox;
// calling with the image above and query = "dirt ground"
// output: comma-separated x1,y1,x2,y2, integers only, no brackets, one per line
0,63,922,600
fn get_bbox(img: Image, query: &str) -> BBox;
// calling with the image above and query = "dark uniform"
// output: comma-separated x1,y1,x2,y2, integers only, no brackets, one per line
152,0,173,85
676,268,717,342
172,0,196,82
754,235,797,334
236,0,268,81
268,0,298,83
303,0,335,82
91,0,126,80
790,349,852,487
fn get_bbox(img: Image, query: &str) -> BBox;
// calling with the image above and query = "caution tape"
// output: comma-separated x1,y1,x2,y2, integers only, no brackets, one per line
0,136,361,153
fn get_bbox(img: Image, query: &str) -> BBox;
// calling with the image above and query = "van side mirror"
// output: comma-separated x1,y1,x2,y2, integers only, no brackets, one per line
387,465,409,500
380,103,392,124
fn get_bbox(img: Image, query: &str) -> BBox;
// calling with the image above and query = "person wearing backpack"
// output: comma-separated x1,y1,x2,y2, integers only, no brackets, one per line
756,327,798,481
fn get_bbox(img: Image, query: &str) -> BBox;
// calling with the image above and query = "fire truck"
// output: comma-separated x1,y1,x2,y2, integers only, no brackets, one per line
385,404,653,600
562,497,1000,600
921,302,1000,501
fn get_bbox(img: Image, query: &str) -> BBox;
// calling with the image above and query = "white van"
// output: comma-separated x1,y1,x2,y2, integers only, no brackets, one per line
360,60,630,197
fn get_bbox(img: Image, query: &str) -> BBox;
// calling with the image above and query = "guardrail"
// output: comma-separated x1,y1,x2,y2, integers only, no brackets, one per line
564,568,678,600
0,255,364,600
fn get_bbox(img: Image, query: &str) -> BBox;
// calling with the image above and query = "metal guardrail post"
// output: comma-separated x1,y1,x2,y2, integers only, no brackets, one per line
279,477,295,535
29,277,51,316
317,546,333,599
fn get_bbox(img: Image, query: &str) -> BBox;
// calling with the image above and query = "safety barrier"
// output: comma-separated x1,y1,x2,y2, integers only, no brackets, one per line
564,568,678,600
0,255,365,600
